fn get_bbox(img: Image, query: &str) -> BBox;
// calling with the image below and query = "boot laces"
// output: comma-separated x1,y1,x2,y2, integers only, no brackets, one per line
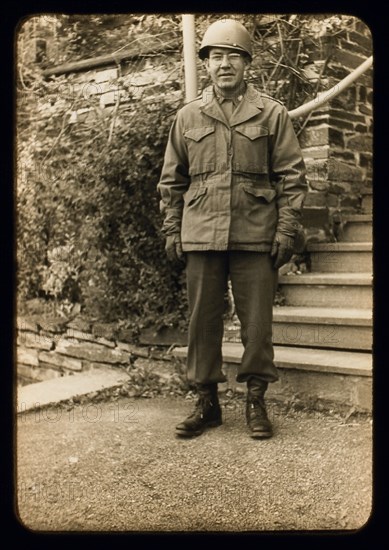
188,395,212,420
249,397,268,421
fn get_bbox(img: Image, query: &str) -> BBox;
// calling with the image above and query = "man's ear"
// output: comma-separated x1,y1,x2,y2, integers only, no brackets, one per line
244,57,251,69
203,58,210,72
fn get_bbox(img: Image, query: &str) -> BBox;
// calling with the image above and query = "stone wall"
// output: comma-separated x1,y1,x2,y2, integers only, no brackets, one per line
17,316,154,385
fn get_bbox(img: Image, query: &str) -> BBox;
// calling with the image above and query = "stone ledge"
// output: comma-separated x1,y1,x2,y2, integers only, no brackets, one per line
221,363,372,413
172,344,372,378
278,272,372,285
17,368,130,412
55,341,130,364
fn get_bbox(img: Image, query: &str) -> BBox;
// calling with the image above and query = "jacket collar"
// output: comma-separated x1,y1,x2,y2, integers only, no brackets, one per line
200,83,264,126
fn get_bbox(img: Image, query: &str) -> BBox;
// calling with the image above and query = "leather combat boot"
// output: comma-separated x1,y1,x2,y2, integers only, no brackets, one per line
246,379,273,439
176,383,222,438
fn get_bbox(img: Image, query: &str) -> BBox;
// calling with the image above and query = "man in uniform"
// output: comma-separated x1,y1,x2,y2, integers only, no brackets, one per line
158,19,307,439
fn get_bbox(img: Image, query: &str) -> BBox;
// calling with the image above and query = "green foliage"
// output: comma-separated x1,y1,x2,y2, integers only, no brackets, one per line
17,67,188,329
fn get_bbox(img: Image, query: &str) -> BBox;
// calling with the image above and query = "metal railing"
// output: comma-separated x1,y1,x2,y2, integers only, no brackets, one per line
181,15,373,117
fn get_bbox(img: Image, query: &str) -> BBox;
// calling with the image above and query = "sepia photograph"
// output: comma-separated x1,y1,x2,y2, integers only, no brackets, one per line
15,13,373,532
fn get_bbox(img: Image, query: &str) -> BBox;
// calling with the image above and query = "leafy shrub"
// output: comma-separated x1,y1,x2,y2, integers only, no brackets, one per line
17,76,188,331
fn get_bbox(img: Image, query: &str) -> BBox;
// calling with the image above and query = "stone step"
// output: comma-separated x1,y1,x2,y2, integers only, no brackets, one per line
225,307,372,351
341,214,372,242
273,306,372,350
172,344,372,412
278,273,372,308
307,242,372,273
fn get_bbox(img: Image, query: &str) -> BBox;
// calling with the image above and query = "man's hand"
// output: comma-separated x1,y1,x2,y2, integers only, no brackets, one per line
270,233,295,270
165,234,186,265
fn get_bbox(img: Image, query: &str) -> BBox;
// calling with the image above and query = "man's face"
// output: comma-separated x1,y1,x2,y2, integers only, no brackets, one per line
204,47,250,92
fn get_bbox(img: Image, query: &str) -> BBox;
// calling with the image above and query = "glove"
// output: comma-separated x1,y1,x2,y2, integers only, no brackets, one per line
270,233,295,270
165,234,185,265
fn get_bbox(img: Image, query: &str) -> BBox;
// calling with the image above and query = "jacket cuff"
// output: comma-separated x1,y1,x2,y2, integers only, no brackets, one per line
161,207,182,236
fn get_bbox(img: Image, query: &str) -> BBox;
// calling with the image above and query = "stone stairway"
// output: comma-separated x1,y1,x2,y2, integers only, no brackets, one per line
173,200,373,412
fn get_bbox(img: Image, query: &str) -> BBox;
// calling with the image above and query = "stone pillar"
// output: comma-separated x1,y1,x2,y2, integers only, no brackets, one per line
299,19,372,243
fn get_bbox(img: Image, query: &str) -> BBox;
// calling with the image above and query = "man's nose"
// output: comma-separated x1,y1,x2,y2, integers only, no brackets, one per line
220,55,232,68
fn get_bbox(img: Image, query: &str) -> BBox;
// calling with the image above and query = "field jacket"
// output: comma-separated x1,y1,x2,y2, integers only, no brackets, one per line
158,83,307,251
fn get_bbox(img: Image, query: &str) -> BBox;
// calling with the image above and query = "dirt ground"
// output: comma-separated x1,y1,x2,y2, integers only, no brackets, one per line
16,395,372,533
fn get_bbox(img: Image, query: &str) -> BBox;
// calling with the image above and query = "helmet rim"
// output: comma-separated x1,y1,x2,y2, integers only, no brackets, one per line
199,19,253,60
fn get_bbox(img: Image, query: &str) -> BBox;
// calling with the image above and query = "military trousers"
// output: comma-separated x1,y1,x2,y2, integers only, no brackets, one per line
185,251,279,386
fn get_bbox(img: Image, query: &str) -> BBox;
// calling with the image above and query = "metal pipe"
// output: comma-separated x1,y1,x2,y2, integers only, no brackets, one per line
182,14,198,103
288,56,373,119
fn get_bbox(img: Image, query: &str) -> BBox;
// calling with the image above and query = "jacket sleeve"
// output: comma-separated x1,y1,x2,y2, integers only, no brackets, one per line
157,112,190,236
268,105,308,238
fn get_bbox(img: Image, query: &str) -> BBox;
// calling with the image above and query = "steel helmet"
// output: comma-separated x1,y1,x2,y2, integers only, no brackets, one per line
199,19,253,60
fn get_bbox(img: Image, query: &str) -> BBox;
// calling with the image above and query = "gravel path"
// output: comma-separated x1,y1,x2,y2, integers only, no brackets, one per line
16,395,372,532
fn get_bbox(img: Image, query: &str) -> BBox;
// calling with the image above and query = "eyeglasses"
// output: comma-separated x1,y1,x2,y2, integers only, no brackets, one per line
209,53,243,64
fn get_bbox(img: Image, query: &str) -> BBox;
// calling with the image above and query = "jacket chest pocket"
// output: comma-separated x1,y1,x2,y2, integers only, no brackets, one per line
233,125,269,174
184,126,216,176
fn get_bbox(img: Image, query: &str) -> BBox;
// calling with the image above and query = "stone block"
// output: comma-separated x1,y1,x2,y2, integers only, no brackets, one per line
331,150,356,163
327,181,353,194
17,331,54,351
17,347,39,367
358,104,372,116
301,145,329,160
309,179,329,192
328,128,345,148
326,194,339,207
38,351,83,371
299,126,328,148
17,317,39,333
346,134,372,152
329,108,365,123
55,341,130,364
304,192,327,207
39,331,63,346
65,328,115,348
306,160,328,181
330,118,355,131
328,159,364,182
116,341,149,357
